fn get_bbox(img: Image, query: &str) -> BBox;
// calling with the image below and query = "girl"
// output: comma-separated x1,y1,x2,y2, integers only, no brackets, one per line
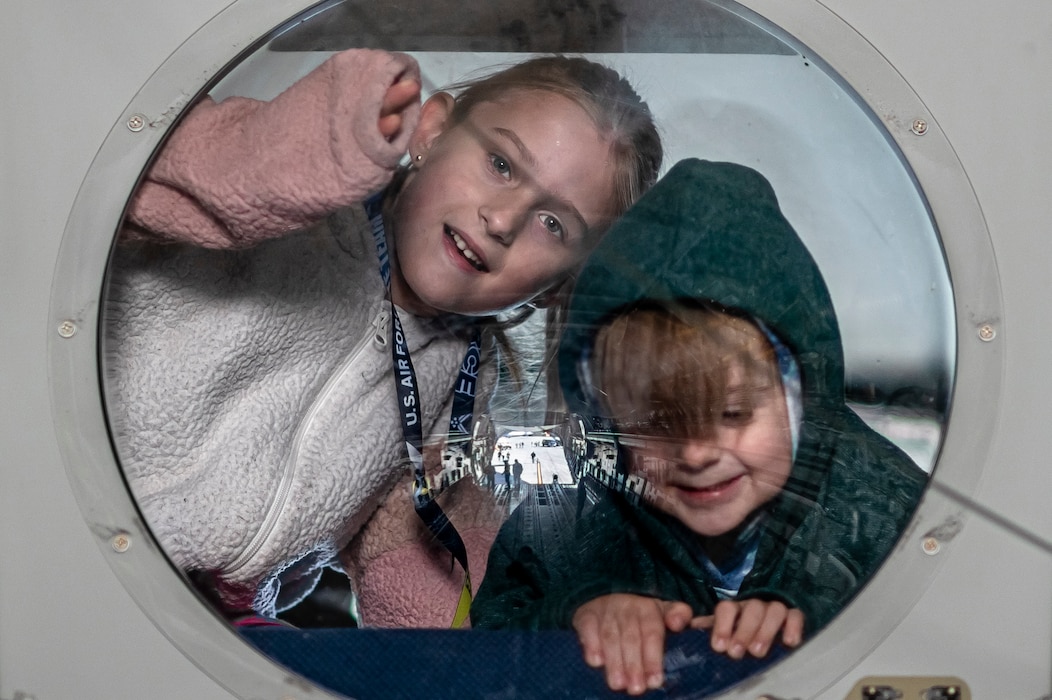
104,49,662,620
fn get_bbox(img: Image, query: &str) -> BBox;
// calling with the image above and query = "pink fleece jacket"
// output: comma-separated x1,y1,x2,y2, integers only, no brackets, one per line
341,455,506,628
127,48,418,246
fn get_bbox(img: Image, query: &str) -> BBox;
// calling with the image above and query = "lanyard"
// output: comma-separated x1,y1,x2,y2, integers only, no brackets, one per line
366,193,479,627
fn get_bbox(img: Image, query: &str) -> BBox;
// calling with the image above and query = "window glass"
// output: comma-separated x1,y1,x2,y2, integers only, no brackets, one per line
100,0,950,695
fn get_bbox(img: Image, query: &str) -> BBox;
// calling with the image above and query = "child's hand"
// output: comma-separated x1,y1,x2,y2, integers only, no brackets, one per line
691,599,804,659
378,76,421,141
572,593,693,696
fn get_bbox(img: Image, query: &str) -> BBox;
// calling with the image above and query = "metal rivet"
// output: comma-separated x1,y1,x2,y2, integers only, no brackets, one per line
911,118,928,135
112,533,132,553
978,324,996,342
57,320,77,338
127,114,147,132
922,536,940,555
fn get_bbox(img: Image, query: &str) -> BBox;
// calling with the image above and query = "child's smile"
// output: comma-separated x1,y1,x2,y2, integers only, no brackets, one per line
626,369,794,538
670,473,747,505
443,224,487,272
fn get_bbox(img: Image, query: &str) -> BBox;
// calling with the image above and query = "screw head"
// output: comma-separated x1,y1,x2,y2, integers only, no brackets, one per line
978,324,996,342
911,118,928,135
127,114,147,132
112,533,132,553
922,536,941,555
57,320,77,338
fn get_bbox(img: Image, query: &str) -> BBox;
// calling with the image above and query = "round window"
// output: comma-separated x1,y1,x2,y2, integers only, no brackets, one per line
49,1,1000,698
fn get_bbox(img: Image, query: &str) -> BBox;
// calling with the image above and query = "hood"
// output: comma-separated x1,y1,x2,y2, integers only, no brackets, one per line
559,158,844,419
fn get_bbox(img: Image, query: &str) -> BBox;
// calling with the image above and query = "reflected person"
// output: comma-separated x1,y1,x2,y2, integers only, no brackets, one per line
471,159,927,694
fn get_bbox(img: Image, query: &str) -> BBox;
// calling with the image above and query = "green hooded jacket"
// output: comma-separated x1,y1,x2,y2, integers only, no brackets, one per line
472,159,928,636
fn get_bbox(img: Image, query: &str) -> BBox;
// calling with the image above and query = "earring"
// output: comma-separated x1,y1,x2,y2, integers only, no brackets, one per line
414,153,423,163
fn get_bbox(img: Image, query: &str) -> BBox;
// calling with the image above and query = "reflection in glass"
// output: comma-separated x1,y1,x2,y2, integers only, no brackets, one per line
100,0,953,696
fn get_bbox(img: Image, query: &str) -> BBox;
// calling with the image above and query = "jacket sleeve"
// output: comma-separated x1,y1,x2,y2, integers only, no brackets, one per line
125,49,420,248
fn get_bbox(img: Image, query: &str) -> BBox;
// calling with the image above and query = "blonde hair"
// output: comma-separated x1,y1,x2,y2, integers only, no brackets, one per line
439,57,664,403
446,55,662,219
591,302,781,441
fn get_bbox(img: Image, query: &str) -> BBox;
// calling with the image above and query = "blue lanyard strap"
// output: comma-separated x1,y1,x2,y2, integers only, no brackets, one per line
367,193,478,624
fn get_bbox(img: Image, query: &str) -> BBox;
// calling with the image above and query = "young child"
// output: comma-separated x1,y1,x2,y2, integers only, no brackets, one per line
471,159,927,694
104,49,661,621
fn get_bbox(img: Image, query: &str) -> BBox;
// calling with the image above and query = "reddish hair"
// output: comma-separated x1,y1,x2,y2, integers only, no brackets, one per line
591,302,780,441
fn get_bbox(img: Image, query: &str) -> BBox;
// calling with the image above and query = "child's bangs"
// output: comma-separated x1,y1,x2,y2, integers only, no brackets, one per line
592,304,778,440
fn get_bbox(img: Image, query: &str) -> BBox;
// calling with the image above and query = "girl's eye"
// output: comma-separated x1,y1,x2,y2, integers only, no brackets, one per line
539,214,564,238
489,154,511,179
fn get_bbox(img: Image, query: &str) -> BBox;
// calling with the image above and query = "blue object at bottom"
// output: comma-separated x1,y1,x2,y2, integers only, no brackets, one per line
241,627,787,699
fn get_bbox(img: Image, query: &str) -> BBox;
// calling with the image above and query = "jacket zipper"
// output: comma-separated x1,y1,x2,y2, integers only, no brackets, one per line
225,305,391,575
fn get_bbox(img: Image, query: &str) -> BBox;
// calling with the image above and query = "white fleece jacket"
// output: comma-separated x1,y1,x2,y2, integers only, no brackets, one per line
103,49,490,615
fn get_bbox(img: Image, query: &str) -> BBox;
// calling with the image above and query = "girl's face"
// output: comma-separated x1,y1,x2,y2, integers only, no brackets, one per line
622,364,794,538
388,90,619,316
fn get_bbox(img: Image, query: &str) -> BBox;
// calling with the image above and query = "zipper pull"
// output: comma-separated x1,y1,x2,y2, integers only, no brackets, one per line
373,306,391,349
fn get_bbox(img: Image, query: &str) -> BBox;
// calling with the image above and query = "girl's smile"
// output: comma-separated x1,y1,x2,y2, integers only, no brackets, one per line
443,224,487,272
387,89,619,317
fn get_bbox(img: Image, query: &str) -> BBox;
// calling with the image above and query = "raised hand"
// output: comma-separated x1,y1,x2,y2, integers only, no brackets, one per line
378,76,421,141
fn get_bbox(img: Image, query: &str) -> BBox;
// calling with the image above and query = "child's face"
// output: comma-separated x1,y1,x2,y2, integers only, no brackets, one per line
623,364,793,538
388,90,619,316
